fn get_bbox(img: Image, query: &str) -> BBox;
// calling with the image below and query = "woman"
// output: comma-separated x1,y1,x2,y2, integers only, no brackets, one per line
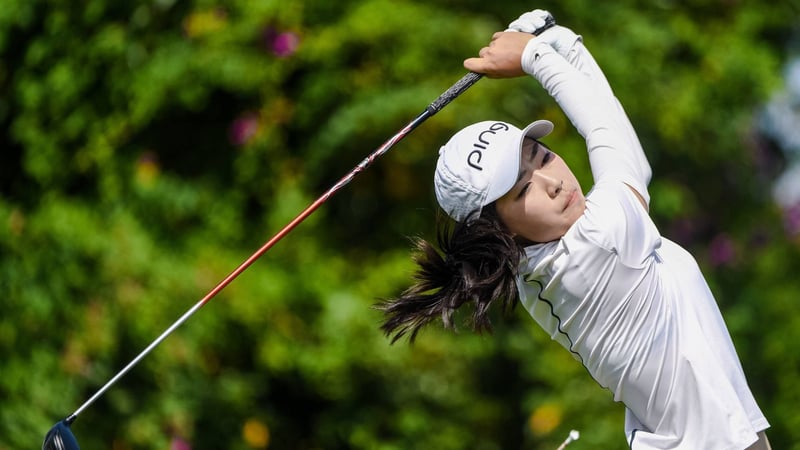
379,10,771,450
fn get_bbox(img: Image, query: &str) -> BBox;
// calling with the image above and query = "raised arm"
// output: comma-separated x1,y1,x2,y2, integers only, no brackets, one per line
465,14,652,209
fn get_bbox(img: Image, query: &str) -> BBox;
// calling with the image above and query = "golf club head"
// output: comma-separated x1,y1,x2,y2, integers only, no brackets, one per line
42,418,80,450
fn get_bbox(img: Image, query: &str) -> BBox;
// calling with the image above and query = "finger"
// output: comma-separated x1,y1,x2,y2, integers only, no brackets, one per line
463,57,488,74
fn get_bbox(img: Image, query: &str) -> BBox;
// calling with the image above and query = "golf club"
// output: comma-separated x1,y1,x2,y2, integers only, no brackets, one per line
40,69,484,450
42,15,556,449
556,430,581,450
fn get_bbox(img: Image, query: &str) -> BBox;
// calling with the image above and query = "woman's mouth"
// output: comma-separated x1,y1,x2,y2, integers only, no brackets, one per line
564,189,577,211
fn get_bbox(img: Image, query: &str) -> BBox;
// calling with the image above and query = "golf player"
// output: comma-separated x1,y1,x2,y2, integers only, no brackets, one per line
379,10,771,450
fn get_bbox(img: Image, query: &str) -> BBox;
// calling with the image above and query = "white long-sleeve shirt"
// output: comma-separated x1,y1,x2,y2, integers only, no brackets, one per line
516,27,769,450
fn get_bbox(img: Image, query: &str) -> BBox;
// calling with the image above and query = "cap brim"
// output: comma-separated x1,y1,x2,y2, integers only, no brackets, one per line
521,119,554,141
483,120,554,206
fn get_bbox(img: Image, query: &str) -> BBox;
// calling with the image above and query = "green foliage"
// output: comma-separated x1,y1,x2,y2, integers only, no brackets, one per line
1,0,798,449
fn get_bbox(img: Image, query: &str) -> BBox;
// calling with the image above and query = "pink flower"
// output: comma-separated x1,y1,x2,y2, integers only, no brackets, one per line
709,233,736,267
783,202,800,237
263,27,299,57
229,113,260,146
170,437,192,450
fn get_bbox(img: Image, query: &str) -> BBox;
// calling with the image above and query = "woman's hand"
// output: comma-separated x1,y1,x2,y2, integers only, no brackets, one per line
463,31,536,78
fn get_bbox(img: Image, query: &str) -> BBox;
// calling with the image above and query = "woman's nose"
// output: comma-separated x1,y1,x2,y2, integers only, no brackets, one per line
534,173,563,198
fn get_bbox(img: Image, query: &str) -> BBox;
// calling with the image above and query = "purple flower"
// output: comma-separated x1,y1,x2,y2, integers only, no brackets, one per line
170,437,192,450
783,202,800,237
229,113,260,146
263,27,299,57
709,233,736,267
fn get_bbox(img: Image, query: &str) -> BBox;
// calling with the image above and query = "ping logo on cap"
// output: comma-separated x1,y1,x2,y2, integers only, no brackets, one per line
467,122,510,171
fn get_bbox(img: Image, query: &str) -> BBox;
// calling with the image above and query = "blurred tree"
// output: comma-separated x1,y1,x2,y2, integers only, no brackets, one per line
1,0,798,449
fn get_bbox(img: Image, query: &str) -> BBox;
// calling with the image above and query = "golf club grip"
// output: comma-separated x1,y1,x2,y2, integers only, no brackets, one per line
426,71,483,114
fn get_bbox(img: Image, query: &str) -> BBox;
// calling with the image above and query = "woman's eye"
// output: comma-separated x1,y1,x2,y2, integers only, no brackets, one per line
542,151,553,166
518,182,531,199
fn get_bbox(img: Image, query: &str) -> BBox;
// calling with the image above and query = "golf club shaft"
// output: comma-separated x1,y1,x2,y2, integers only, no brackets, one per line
67,71,484,421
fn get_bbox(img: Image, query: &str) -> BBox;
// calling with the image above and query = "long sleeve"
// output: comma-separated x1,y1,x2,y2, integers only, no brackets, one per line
521,27,652,205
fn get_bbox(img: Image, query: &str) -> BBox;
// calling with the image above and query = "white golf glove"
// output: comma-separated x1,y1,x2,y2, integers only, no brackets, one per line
505,9,554,33
508,10,580,59
535,25,580,56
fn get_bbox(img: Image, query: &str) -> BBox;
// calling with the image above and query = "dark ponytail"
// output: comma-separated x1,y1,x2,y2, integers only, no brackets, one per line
378,204,525,343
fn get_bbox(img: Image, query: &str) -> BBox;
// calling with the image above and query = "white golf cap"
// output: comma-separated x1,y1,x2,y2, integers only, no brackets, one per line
434,119,554,222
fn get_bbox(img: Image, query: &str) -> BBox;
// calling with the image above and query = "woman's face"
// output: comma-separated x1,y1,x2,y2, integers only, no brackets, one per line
495,138,585,243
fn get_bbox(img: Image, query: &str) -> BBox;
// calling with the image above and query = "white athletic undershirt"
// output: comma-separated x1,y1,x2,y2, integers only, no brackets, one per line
515,27,769,449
